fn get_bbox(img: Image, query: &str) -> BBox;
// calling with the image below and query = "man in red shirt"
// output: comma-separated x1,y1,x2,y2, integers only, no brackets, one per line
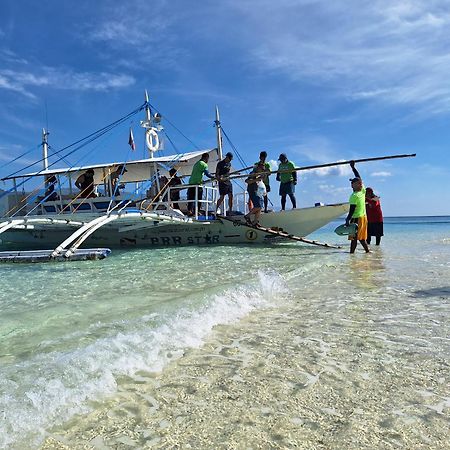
365,187,384,245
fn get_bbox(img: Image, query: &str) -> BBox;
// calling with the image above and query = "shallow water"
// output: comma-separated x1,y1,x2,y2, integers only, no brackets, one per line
0,217,449,449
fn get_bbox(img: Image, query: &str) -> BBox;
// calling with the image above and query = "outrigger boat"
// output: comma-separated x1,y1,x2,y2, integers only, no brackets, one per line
0,92,354,260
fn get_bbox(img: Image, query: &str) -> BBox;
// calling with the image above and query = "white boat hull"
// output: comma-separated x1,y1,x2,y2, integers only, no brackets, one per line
0,203,348,249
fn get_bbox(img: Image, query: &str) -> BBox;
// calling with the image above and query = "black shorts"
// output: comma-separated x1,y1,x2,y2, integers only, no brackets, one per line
187,186,203,211
219,182,233,196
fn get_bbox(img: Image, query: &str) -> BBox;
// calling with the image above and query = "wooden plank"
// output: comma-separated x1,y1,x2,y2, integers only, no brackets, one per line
217,215,341,249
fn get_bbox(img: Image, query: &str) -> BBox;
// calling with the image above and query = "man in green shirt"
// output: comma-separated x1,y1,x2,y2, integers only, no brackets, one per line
276,153,297,210
254,151,271,213
345,161,370,254
187,153,214,215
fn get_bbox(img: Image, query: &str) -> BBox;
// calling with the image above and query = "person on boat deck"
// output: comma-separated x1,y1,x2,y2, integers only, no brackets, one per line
244,161,266,227
254,151,271,213
44,175,59,201
215,152,234,216
110,164,127,197
365,187,384,246
75,168,96,198
187,153,214,216
168,168,183,210
345,161,370,254
157,174,169,202
276,153,297,210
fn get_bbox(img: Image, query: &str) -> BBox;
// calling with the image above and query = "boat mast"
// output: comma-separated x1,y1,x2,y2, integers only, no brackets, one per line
141,90,161,193
42,128,49,171
141,90,161,159
215,105,223,160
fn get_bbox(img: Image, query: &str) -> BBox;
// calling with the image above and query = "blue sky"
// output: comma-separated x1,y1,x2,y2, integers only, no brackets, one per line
1,0,449,216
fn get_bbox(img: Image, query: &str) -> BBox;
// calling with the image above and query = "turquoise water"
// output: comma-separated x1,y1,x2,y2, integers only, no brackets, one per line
0,217,449,449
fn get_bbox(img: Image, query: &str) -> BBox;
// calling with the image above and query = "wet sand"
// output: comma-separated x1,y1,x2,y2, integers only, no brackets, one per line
42,298,449,449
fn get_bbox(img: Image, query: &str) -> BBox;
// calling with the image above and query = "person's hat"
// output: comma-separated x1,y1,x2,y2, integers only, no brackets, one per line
225,152,233,159
349,177,361,183
278,153,287,160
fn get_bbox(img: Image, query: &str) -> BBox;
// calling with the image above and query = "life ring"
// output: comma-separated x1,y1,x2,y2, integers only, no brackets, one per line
146,129,160,152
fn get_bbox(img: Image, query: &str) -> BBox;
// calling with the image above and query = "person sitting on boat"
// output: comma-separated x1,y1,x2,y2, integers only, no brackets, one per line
187,153,214,216
215,152,234,216
157,174,169,202
44,175,59,201
168,168,183,210
244,162,266,227
276,153,297,210
365,187,384,246
345,161,370,254
110,164,127,197
75,168,96,198
254,151,271,213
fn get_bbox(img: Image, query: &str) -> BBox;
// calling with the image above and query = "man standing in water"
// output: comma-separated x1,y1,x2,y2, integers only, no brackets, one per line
276,153,297,210
345,161,370,254
215,152,234,216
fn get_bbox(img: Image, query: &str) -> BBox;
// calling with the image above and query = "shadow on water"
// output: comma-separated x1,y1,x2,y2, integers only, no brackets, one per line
412,286,450,298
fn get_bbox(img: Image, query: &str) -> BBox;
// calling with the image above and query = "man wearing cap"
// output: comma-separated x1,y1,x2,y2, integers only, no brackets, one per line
110,164,128,197
187,153,214,216
254,151,271,213
276,153,297,210
345,161,370,253
215,152,234,215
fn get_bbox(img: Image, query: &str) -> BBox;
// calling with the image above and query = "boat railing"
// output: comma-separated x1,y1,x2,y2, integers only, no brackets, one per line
142,184,218,220
31,184,248,219
34,196,134,215
232,191,249,215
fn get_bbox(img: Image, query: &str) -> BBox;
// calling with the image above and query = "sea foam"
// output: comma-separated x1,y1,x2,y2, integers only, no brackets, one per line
0,270,287,449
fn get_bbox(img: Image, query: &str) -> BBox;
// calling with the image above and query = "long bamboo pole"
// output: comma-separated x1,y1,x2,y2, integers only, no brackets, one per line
225,153,416,180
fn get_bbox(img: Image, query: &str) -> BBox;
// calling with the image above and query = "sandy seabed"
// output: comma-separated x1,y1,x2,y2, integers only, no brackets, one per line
41,297,449,450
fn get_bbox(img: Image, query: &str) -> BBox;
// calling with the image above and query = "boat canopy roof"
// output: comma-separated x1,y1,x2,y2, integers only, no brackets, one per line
2,148,219,183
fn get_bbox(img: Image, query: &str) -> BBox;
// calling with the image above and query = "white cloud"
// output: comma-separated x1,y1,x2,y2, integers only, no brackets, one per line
268,159,278,170
0,74,34,98
85,1,171,47
234,0,450,116
312,165,352,177
318,183,347,193
0,68,135,98
371,171,392,177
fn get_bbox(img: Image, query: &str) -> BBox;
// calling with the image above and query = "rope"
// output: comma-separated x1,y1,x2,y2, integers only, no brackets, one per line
221,127,248,170
148,102,201,150
0,103,145,185
0,144,40,171
6,123,124,219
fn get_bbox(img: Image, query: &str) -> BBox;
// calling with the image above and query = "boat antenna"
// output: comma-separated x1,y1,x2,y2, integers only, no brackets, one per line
42,128,49,171
214,105,223,159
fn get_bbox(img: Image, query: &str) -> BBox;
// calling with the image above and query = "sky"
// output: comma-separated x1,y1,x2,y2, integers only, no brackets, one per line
1,0,449,216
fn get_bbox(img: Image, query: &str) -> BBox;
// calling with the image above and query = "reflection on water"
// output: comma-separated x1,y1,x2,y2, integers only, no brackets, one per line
348,249,386,291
